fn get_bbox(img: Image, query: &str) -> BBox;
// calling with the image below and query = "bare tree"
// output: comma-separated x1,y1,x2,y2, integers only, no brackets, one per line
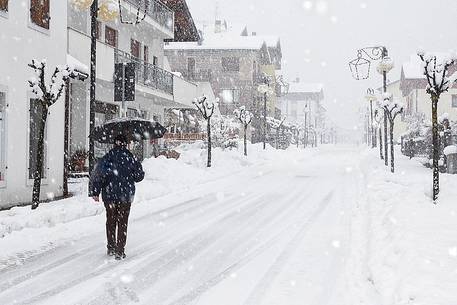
382,93,404,173
193,96,215,167
234,106,253,156
417,51,457,201
28,59,75,209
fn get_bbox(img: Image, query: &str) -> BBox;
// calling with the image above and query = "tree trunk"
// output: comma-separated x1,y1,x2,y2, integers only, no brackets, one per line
263,92,267,150
379,127,383,160
32,104,49,209
432,95,439,202
244,125,247,156
207,118,211,167
390,120,395,173
384,109,388,166
275,129,279,149
63,80,70,198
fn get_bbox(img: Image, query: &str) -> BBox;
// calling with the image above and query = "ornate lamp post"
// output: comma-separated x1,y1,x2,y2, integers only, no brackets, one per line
349,46,393,166
365,88,377,148
257,75,274,150
303,102,310,148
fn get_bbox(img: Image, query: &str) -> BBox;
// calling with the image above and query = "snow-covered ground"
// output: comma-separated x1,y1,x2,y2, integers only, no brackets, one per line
1,144,456,305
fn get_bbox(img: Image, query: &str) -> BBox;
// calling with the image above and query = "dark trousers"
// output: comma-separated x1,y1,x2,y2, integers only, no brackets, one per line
104,202,131,254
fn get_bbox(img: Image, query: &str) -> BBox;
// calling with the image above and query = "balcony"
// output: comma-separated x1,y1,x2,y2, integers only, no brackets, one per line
181,69,213,82
124,0,174,35
115,49,173,96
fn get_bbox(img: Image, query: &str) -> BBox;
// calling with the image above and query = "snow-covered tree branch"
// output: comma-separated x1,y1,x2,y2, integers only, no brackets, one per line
417,50,457,201
193,96,216,167
234,106,253,156
27,59,75,209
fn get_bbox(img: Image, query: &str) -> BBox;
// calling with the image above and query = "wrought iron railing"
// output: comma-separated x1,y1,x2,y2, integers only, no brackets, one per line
125,0,174,32
181,69,212,82
115,49,173,95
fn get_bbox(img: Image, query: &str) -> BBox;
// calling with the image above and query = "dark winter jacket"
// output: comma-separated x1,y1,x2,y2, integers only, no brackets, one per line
90,146,145,204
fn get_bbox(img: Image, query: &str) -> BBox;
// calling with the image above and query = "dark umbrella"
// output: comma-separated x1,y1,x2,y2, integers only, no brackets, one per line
90,117,167,144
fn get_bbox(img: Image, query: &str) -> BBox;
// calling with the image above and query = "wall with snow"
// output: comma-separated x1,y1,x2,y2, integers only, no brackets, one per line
0,0,68,208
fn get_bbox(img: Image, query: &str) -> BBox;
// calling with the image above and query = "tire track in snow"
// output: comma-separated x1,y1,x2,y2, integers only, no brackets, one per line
4,175,287,305
243,189,336,305
164,189,336,305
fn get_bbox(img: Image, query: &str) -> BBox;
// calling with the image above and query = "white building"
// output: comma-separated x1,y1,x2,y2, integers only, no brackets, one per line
388,55,457,141
0,0,68,208
280,80,325,127
67,0,210,162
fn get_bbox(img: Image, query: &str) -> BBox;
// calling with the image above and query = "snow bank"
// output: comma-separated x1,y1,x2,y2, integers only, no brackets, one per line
360,148,457,305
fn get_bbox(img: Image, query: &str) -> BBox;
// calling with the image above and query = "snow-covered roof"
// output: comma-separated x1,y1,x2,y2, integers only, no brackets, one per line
66,54,88,74
165,35,268,50
402,55,424,79
165,20,279,51
288,82,324,93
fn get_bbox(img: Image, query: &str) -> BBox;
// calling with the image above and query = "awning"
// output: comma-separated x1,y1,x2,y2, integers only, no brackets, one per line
67,54,89,80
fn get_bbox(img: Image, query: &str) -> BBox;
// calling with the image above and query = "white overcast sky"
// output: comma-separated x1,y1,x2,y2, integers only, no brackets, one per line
186,0,457,129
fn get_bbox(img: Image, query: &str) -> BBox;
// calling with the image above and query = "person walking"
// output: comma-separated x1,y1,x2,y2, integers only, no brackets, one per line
89,134,145,260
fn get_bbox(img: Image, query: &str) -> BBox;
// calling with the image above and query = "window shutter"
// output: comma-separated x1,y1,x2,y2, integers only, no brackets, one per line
30,0,50,29
0,0,8,12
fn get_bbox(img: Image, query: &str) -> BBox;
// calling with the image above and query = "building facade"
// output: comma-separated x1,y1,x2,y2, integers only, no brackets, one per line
0,0,68,208
67,0,206,163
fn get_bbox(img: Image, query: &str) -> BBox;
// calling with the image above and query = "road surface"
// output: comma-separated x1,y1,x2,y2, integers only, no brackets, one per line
0,146,371,305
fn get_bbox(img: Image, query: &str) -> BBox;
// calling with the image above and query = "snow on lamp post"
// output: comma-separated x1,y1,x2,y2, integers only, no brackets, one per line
381,93,404,173
234,106,253,156
28,60,77,209
365,88,377,148
257,75,274,150
193,96,216,167
349,46,392,167
417,50,457,202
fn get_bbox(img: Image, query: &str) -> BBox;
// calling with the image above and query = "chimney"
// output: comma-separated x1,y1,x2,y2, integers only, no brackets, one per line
295,77,300,83
215,20,222,33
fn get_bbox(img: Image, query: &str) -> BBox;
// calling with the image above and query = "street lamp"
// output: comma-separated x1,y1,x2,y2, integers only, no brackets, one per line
365,88,377,148
303,102,310,148
349,46,392,166
257,75,274,150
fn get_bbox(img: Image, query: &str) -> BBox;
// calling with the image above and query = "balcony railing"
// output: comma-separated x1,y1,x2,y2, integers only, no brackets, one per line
125,0,174,32
115,49,173,95
181,69,212,82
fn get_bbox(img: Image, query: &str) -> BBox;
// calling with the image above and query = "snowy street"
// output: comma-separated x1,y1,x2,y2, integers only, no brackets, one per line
2,144,457,305
0,146,364,305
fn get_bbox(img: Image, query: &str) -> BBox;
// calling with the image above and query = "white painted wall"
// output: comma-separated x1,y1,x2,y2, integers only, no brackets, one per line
0,0,68,208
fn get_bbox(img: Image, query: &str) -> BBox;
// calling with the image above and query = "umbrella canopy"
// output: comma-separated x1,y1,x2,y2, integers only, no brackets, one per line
90,117,167,144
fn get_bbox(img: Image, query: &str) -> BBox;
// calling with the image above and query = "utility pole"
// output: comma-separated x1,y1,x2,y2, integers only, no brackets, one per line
88,0,98,175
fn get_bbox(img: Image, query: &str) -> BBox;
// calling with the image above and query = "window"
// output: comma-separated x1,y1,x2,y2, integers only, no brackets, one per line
131,39,141,58
220,89,240,104
152,56,158,66
0,92,6,182
452,95,457,108
222,57,240,72
0,0,8,12
95,21,102,40
188,58,195,75
30,0,50,29
144,45,149,62
29,99,47,180
105,26,118,48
